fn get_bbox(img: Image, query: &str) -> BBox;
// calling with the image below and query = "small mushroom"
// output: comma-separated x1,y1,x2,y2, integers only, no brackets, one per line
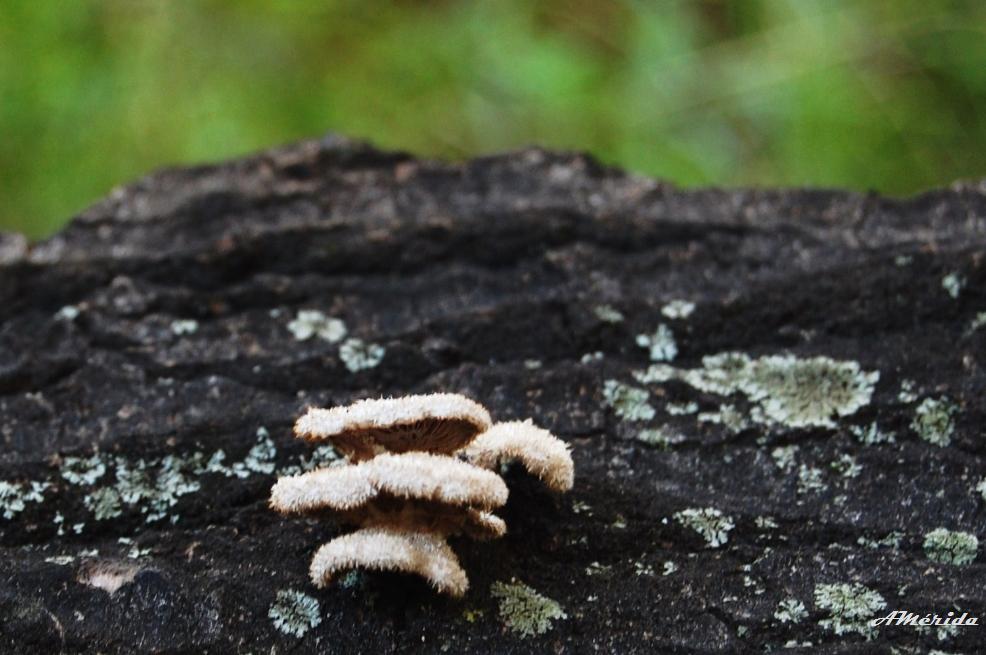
295,393,492,461
270,452,508,515
460,419,574,492
272,394,574,596
309,527,469,597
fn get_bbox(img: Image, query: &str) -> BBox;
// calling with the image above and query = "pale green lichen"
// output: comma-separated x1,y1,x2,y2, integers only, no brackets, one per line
968,311,986,335
755,516,778,530
697,404,748,433
771,445,798,472
665,401,698,415
54,305,80,321
941,272,964,299
170,319,199,336
774,598,807,624
602,380,655,421
592,304,624,323
61,454,106,485
118,537,151,559
339,338,385,372
741,356,878,429
662,561,677,576
636,324,677,362
45,555,76,565
113,454,201,523
0,480,50,519
636,427,684,448
831,454,862,478
523,359,542,370
491,580,567,638
288,310,347,342
636,352,878,429
585,561,610,576
269,589,322,638
814,582,886,638
977,478,986,502
84,487,122,520
674,507,734,548
277,444,342,477
923,528,979,565
203,427,278,479
897,379,918,403
850,422,896,445
797,465,826,494
239,427,277,475
912,397,957,447
857,531,903,550
579,351,603,364
661,300,695,320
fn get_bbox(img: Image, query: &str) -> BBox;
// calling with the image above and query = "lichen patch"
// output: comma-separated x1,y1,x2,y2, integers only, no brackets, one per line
602,380,654,421
269,589,322,638
0,480,50,519
673,507,734,548
635,352,878,430
491,580,567,638
814,582,886,638
911,397,958,447
339,338,385,372
288,310,347,343
661,299,695,320
923,528,979,565
636,324,677,362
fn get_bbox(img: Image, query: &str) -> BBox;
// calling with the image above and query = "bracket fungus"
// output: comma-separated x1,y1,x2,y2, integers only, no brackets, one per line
270,393,574,597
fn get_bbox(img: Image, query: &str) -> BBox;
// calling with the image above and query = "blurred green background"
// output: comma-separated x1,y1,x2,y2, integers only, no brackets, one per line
3,0,986,239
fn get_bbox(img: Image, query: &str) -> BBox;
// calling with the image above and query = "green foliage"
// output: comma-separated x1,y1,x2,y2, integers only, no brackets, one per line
4,1,986,238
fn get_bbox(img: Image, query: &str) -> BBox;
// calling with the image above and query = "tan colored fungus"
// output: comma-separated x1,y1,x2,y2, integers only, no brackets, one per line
269,452,508,514
295,393,492,460
310,527,469,596
462,419,575,492
271,394,574,596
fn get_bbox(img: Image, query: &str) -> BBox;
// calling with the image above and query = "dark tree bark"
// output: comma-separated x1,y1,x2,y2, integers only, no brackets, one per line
1,135,984,654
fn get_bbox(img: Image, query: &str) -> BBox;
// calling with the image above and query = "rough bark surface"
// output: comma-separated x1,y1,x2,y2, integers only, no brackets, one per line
1,135,984,654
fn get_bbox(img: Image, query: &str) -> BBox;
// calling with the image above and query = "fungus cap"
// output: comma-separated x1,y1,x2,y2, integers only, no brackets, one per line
461,419,574,492
269,451,508,515
295,393,492,460
336,500,506,540
310,527,469,597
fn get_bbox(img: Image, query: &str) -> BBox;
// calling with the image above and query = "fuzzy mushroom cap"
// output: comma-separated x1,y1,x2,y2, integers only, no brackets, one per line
310,527,469,597
269,451,509,515
334,499,506,540
295,393,492,460
460,419,574,492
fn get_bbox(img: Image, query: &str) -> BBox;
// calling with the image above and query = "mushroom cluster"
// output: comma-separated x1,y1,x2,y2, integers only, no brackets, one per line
269,393,574,597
